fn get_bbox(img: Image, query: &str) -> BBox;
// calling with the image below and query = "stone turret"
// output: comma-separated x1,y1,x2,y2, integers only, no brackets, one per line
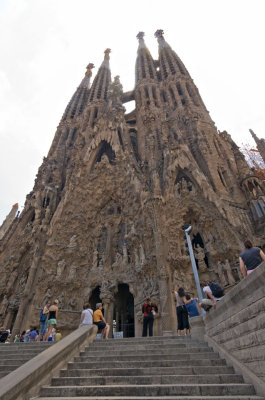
0,203,18,240
250,129,265,163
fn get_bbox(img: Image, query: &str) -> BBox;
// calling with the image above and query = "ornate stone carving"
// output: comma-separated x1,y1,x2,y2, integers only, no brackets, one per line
224,259,236,286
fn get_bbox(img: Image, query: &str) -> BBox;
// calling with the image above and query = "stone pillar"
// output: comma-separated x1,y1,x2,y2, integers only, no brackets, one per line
158,265,173,336
10,243,42,340
101,298,114,338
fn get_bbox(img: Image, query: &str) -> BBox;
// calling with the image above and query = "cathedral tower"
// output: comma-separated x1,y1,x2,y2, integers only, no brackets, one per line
0,31,264,338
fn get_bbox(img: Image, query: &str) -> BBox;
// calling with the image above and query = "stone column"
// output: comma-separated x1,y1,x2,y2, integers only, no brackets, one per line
158,264,173,336
101,298,114,338
10,242,43,340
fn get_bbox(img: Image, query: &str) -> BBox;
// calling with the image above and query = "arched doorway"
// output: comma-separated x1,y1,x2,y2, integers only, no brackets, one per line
89,286,101,310
114,284,134,337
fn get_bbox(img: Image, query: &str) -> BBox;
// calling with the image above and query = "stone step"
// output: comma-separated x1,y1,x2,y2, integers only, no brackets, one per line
51,373,244,386
88,343,209,351
35,397,265,400
83,347,213,356
74,352,219,362
0,344,53,351
0,353,39,360
0,349,42,359
68,358,226,370
89,339,204,348
39,383,256,397
0,359,24,366
60,365,235,377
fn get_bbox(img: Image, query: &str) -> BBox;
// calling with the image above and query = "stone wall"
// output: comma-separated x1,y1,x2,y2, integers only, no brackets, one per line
204,261,265,383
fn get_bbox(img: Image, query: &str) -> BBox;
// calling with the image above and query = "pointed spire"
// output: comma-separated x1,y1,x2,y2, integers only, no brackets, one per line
135,31,156,84
88,49,112,102
101,48,111,69
62,62,95,121
80,63,95,89
136,31,146,50
249,129,265,163
155,29,190,79
154,29,169,49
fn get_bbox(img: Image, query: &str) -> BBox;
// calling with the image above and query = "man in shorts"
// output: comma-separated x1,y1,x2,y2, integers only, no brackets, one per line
93,303,110,339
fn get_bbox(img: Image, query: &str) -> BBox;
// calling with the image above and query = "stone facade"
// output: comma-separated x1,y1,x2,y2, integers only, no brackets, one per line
0,30,265,338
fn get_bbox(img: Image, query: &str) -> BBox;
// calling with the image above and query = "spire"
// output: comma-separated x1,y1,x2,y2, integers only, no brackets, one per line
154,29,189,78
135,31,156,84
88,49,112,102
62,63,95,121
79,63,95,89
249,129,265,163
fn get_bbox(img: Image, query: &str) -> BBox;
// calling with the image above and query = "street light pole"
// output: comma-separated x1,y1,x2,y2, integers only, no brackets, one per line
182,225,205,314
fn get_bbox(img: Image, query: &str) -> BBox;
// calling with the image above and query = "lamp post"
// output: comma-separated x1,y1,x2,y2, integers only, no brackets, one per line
182,225,204,314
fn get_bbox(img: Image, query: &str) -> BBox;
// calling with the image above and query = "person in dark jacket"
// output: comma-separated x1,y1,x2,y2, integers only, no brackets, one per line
142,297,158,337
239,239,265,277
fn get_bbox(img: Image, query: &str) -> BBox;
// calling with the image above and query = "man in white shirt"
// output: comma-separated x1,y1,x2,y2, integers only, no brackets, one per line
79,303,93,326
200,281,223,311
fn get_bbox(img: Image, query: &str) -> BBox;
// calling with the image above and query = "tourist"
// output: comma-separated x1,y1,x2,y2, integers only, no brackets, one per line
200,280,223,311
239,239,265,277
29,327,38,342
93,303,110,339
44,299,59,341
79,303,93,327
38,300,51,341
55,329,62,342
185,294,200,317
142,297,158,337
20,330,26,342
0,327,9,343
174,287,189,336
24,329,30,343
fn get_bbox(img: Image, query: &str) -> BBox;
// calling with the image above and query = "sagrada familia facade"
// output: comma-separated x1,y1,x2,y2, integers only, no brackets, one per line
0,30,265,337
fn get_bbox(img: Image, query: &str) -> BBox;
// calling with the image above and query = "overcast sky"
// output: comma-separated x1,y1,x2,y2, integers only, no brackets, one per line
0,0,265,225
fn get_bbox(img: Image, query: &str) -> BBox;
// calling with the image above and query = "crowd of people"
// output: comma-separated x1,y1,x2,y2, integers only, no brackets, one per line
1,238,264,342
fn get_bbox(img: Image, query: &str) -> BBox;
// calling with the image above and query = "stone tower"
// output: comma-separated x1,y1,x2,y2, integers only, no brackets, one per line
0,31,265,338
249,129,265,163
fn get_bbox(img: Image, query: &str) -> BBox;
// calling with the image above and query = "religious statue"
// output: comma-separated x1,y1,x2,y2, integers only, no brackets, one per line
56,259,66,278
217,261,228,287
68,264,77,281
108,75,123,103
68,235,78,249
92,248,99,269
224,259,236,286
194,244,207,272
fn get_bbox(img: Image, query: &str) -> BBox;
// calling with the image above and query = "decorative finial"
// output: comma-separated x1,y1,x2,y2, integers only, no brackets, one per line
85,63,95,78
154,29,164,39
104,48,111,60
136,32,145,40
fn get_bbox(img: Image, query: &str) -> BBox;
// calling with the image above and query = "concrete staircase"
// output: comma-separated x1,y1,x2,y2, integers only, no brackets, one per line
0,342,53,378
35,336,265,399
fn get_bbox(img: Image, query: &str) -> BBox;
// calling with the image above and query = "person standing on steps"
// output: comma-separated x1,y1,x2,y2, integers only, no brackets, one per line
142,297,158,337
239,239,265,277
44,299,59,341
38,300,51,341
174,287,189,336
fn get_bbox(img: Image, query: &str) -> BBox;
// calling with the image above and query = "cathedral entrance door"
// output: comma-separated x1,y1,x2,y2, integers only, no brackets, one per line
113,283,134,338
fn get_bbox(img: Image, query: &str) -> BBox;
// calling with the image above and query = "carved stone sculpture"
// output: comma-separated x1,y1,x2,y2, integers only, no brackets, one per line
224,259,236,286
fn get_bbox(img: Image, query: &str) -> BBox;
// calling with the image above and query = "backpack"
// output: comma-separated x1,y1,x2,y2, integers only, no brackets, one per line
209,282,224,298
40,309,46,322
